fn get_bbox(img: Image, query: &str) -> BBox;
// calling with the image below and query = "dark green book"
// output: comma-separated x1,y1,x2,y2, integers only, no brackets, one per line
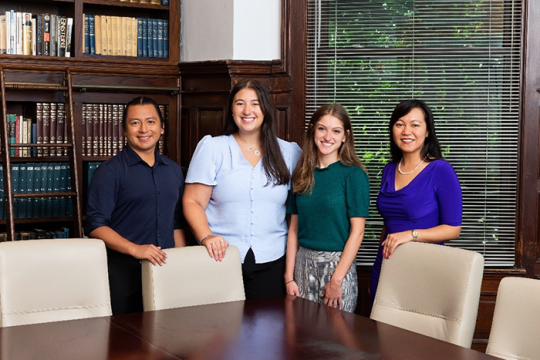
40,163,49,216
59,163,68,217
52,163,61,217
11,164,20,219
33,164,42,218
18,164,27,219
26,163,35,219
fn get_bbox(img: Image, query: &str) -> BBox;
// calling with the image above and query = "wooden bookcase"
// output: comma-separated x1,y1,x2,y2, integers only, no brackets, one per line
0,0,181,241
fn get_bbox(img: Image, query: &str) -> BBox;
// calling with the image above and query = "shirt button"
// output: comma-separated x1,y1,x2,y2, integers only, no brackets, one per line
159,213,162,217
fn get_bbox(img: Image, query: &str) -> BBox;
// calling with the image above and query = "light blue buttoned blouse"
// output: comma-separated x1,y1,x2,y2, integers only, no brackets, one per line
186,135,301,263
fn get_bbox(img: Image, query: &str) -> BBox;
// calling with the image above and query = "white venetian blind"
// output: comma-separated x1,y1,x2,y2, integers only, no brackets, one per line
306,0,521,266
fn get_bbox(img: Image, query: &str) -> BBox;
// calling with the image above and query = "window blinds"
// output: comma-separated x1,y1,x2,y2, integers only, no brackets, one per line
305,0,521,266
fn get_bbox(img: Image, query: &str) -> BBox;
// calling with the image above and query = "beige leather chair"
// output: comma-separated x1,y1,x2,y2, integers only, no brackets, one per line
486,277,540,360
0,239,112,327
370,242,484,348
142,245,245,311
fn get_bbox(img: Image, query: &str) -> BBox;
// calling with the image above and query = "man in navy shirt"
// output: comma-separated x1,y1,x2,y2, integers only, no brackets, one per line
86,97,185,315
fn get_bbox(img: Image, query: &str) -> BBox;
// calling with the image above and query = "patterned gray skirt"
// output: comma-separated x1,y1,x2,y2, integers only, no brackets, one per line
294,246,358,313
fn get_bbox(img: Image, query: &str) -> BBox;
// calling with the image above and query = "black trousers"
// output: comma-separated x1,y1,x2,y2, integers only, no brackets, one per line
107,249,143,315
242,248,286,299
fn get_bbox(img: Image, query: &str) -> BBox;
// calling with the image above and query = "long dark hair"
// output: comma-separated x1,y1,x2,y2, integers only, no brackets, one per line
389,99,442,162
221,79,290,185
293,104,365,194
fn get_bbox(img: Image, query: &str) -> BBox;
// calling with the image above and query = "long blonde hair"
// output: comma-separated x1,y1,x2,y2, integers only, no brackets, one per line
293,104,365,194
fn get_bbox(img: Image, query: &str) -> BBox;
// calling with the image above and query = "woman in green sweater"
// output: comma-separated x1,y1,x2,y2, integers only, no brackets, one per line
285,104,369,312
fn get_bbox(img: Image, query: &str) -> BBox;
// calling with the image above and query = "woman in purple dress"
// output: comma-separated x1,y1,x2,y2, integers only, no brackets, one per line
369,99,462,303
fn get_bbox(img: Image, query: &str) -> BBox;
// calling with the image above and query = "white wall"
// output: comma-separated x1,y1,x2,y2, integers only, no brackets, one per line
182,0,281,62
182,0,234,61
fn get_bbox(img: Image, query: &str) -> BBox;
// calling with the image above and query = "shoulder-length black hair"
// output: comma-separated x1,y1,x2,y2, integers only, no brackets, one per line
389,99,442,162
221,79,290,185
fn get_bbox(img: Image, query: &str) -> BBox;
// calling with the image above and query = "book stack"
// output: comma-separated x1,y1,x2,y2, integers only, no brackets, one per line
0,228,71,242
82,103,167,157
2,162,73,220
7,102,68,158
83,15,168,58
0,11,73,56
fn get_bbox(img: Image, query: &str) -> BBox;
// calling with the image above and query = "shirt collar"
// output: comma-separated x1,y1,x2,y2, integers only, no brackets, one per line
123,145,167,167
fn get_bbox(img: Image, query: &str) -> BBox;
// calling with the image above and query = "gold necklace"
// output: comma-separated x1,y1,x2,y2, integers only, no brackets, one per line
398,156,427,175
237,136,261,156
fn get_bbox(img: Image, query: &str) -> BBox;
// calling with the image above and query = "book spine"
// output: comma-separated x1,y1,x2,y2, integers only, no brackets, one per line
81,104,86,156
142,19,148,57
163,20,168,59
107,105,112,156
98,103,104,156
84,14,89,54
49,103,57,156
26,163,34,218
15,115,21,157
147,19,153,58
42,102,50,156
31,17,36,55
46,163,54,215
18,164,27,219
11,164,19,219
50,14,57,57
52,163,61,217
36,14,42,55
95,15,101,55
38,164,46,217
152,19,158,58
43,14,50,56
0,15,6,55
137,18,142,58
157,19,163,58
57,103,65,157
22,117,30,157
23,12,32,56
91,104,98,156
59,163,68,216
36,103,43,157
9,11,15,55
112,104,119,155
162,0,169,5
89,14,95,55
16,12,22,55
58,16,67,57
65,17,73,57
86,104,93,157
31,122,37,157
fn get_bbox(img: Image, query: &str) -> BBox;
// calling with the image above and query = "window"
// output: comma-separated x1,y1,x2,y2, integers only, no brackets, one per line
306,0,522,266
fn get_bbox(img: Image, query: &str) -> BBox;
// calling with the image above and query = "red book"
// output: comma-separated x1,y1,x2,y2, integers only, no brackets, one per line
49,103,57,156
57,103,65,157
42,103,50,156
36,103,43,157
92,104,99,156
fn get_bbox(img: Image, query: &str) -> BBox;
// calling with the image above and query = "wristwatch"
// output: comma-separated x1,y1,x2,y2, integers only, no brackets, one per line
411,230,419,242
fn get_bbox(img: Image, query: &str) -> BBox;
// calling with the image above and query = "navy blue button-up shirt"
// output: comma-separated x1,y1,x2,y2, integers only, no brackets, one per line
85,145,184,249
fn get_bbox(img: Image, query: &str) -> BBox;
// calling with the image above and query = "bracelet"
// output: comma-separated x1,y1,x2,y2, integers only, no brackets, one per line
285,280,295,285
199,234,213,244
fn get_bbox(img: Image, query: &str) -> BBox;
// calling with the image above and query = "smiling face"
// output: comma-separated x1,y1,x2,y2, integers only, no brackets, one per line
232,88,264,136
124,104,164,157
392,107,428,157
314,114,347,164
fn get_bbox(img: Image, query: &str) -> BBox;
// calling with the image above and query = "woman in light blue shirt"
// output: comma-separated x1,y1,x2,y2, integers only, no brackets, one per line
183,79,301,299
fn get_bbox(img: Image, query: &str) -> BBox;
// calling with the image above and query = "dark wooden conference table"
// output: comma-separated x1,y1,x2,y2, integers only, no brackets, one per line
1,296,498,360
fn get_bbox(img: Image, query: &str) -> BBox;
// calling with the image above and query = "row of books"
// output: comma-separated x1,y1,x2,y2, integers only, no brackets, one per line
83,15,168,58
0,11,73,56
0,228,71,242
6,103,68,158
82,103,166,157
0,163,73,220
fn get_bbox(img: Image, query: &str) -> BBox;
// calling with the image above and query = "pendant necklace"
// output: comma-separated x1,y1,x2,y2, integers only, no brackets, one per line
398,156,428,175
237,136,261,156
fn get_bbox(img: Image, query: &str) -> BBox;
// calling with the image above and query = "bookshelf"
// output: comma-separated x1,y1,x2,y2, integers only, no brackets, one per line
0,0,181,241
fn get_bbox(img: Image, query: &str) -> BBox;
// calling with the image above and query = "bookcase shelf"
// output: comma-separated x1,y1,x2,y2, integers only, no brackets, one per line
0,0,180,241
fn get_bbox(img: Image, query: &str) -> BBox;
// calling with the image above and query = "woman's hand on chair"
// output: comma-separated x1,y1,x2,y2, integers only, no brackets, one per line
201,235,229,262
381,230,413,259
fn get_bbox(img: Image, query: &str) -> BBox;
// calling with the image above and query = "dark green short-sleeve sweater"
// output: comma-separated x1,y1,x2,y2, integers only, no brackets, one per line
288,161,370,251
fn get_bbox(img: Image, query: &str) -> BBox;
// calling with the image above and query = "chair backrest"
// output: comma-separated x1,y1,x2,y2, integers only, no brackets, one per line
486,277,540,360
370,242,484,348
142,245,245,311
0,239,112,327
